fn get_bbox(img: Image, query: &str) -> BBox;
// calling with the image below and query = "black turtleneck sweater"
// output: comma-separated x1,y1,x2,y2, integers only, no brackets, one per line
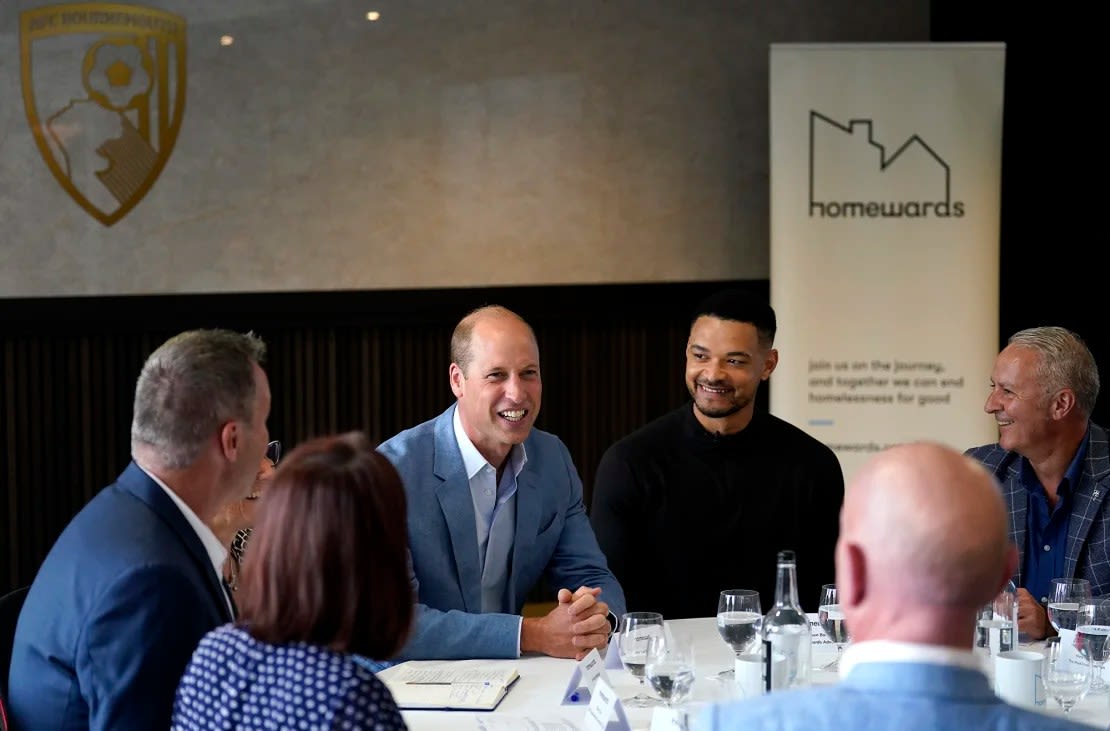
590,403,844,619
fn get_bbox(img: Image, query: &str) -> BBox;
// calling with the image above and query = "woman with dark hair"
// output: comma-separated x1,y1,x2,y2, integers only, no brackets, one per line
172,432,411,730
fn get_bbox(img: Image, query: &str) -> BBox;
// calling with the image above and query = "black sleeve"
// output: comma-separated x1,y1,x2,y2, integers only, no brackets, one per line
590,445,646,614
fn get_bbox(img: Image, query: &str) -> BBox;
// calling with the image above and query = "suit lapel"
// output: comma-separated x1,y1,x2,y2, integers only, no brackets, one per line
1066,428,1110,578
118,461,233,622
1003,460,1027,587
511,461,541,611
432,408,483,613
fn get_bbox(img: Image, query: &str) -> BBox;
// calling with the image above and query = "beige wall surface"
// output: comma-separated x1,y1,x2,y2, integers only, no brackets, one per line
0,0,928,297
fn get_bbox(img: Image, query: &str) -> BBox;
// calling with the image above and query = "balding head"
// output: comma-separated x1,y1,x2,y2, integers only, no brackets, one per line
837,442,1017,647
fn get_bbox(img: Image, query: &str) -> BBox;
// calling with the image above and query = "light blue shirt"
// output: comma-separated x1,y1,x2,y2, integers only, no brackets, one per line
452,408,527,614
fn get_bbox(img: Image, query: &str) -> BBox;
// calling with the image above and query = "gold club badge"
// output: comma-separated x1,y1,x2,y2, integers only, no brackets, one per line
20,3,186,226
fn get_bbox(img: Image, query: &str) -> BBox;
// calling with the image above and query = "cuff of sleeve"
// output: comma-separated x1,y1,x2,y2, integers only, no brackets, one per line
516,615,523,657
606,610,618,638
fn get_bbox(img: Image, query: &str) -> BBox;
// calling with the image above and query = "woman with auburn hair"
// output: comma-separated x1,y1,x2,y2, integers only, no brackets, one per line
172,432,411,730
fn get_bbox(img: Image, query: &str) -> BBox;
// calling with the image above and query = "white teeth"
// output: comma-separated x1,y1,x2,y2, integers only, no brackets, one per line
701,385,728,393
500,410,525,421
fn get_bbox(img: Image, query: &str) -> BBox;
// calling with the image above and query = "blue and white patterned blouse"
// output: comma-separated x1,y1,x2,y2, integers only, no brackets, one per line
172,624,407,730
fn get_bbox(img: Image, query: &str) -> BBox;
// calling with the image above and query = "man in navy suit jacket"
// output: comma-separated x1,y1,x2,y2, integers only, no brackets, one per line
700,443,1086,731
8,329,272,730
967,326,1108,640
379,305,625,660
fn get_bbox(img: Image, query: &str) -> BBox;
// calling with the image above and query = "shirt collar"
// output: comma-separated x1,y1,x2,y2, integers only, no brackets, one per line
452,405,528,480
136,463,228,579
839,640,983,679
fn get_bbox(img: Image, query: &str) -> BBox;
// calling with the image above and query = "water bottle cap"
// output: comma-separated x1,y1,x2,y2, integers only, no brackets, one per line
777,550,796,563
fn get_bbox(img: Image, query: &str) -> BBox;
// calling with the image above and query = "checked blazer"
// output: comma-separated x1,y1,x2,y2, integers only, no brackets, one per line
966,422,1110,598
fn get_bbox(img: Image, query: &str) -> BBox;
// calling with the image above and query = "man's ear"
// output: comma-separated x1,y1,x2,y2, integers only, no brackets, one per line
1049,388,1077,421
839,542,867,610
218,421,239,460
761,348,779,381
449,363,465,399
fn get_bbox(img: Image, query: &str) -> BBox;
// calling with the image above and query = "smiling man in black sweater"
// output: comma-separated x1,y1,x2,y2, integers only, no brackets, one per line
590,290,844,619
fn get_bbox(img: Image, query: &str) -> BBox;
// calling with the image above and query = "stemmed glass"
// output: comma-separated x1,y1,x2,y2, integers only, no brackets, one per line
817,584,850,671
619,612,664,708
715,589,762,680
1047,578,1093,633
1042,636,1091,716
1075,598,1110,693
645,632,696,709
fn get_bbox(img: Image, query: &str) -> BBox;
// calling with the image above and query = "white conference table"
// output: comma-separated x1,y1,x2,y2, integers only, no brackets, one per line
395,617,1110,730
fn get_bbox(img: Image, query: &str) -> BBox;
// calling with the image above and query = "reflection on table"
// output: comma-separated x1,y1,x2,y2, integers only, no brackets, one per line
397,617,1110,730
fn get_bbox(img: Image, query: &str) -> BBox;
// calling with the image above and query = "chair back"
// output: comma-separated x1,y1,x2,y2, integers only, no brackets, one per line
0,586,29,703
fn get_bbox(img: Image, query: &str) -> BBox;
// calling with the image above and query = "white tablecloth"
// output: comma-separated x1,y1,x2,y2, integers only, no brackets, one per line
396,617,1110,730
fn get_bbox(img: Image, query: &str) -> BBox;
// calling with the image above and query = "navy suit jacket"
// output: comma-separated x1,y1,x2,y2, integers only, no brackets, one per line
700,662,1087,731
378,405,626,659
966,422,1110,598
8,462,232,730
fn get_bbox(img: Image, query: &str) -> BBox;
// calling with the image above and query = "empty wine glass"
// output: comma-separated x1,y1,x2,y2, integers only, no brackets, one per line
1042,636,1091,716
645,632,696,708
619,612,664,708
1075,598,1110,693
1047,578,1093,633
715,589,762,680
818,584,850,671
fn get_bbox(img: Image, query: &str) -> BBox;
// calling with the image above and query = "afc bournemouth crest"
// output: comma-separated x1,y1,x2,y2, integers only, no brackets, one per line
20,3,186,226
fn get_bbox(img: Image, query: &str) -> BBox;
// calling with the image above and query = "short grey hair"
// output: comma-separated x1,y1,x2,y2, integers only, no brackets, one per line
1008,326,1100,417
131,329,267,469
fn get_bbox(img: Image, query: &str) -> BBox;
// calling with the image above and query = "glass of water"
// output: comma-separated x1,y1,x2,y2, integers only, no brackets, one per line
1047,578,1093,633
1042,636,1091,715
1075,598,1110,693
619,612,664,708
818,584,850,670
716,589,762,680
975,582,1016,659
645,633,696,708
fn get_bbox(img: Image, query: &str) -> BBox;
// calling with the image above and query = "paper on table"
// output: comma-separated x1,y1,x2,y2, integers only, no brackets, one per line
379,660,519,711
477,716,578,730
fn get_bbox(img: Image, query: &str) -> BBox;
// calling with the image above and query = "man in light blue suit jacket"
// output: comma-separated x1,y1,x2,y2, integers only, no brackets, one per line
9,330,272,730
699,442,1087,731
379,305,625,660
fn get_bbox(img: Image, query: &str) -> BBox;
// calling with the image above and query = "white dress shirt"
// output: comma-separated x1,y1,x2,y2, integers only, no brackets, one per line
839,639,985,679
138,464,234,618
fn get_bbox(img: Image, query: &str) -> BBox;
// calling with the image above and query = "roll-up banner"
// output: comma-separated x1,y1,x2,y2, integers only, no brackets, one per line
769,43,1006,482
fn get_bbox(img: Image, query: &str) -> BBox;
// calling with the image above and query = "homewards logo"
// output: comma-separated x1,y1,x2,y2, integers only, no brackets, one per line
808,110,964,219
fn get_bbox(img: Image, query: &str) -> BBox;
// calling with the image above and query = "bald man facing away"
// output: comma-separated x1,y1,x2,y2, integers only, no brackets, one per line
699,443,1087,731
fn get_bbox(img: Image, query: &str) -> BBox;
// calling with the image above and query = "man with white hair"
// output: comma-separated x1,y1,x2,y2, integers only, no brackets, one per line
968,326,1107,639
699,442,1086,731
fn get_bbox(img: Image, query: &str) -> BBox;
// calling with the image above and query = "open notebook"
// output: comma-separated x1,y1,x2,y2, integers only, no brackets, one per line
377,660,521,711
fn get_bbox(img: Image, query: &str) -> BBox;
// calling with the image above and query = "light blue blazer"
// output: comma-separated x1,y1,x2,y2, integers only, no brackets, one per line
697,662,1089,731
379,404,626,659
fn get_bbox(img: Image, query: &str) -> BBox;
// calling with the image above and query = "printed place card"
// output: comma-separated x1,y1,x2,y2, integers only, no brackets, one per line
561,648,609,705
581,676,631,731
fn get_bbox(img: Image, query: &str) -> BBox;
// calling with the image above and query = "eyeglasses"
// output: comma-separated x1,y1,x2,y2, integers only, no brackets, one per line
265,440,282,467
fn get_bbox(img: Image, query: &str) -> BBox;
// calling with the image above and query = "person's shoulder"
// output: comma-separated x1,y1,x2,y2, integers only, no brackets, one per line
378,408,447,462
763,414,839,460
964,441,1012,472
602,406,686,459
699,687,838,730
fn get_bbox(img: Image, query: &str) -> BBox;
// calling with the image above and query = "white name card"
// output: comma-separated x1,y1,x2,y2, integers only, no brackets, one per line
650,707,689,731
561,648,609,705
582,676,631,731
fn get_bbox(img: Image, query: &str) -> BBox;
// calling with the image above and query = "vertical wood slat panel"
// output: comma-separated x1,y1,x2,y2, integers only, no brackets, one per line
1,283,739,593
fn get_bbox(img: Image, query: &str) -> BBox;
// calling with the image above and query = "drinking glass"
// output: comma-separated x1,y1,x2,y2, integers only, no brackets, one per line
1047,578,1093,633
1042,636,1091,715
618,612,664,707
1075,598,1110,693
715,589,762,680
817,584,850,670
645,633,696,708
